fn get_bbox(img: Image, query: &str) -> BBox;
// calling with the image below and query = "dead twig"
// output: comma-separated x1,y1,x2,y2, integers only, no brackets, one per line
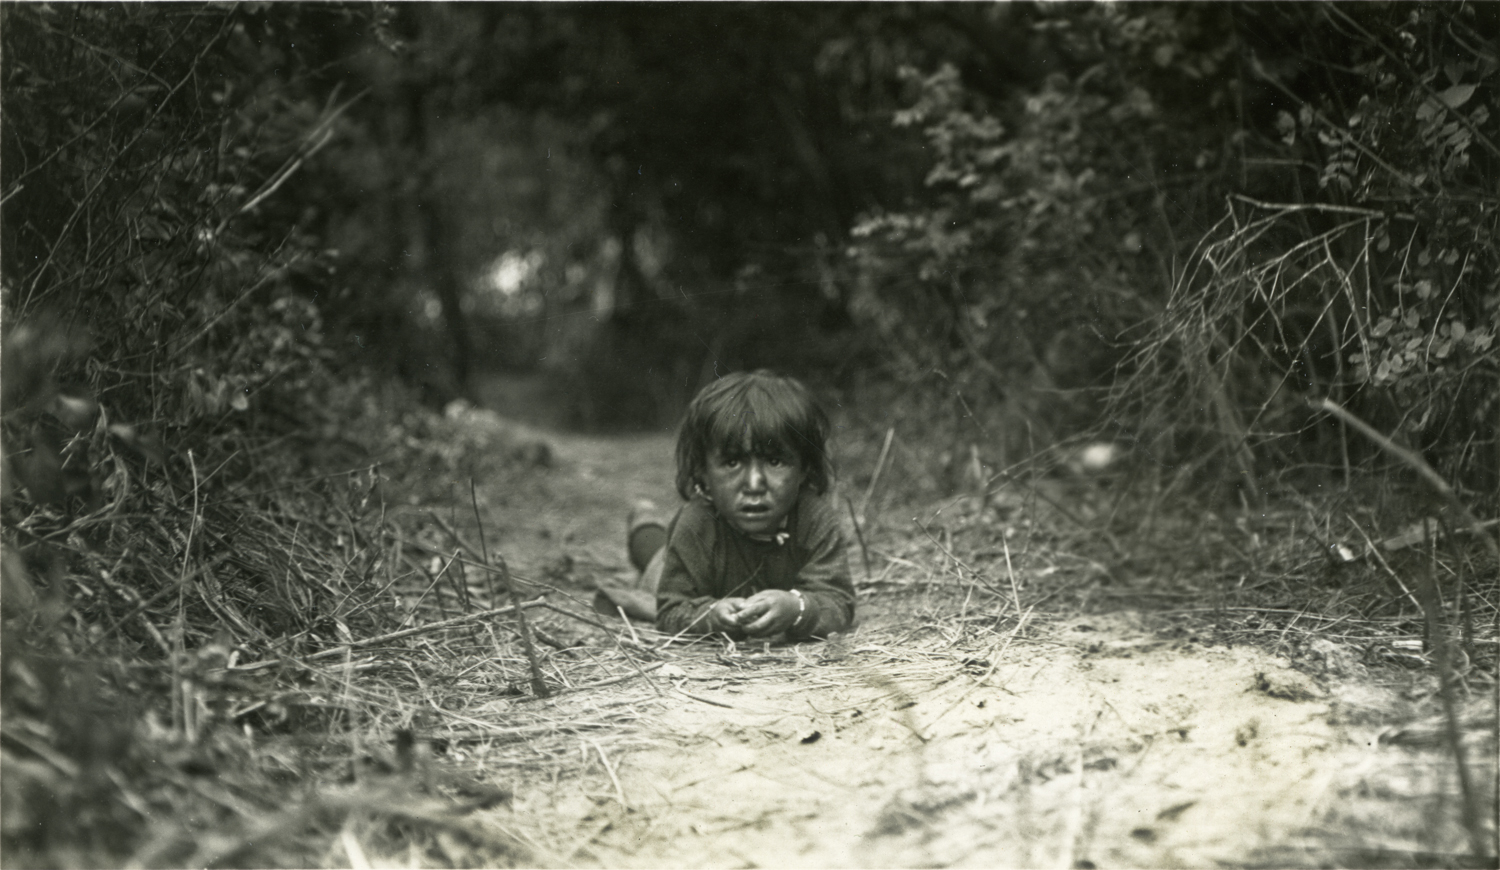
469,478,497,605
591,740,629,809
844,496,872,582
481,527,551,699
572,662,664,693
1312,396,1494,858
858,426,895,526
1312,398,1499,564
676,689,736,709
1347,516,1424,614
230,598,547,670
428,511,488,572
915,520,1006,598
536,601,615,634
1023,480,1127,561
212,86,367,236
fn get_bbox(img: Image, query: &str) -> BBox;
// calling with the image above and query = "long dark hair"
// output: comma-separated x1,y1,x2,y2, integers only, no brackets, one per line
674,370,833,500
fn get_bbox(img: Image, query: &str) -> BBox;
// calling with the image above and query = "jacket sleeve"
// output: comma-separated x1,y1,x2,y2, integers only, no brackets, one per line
654,503,725,636
787,496,856,640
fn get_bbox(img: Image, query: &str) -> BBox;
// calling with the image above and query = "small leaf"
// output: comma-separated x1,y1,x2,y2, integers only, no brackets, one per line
1451,321,1467,341
1437,83,1476,110
1276,110,1297,145
1371,317,1394,337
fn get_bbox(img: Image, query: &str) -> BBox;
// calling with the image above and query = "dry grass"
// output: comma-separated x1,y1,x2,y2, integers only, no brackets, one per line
0,391,574,868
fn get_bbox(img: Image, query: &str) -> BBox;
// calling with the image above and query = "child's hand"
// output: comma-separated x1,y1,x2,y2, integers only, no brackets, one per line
735,589,800,638
708,597,749,634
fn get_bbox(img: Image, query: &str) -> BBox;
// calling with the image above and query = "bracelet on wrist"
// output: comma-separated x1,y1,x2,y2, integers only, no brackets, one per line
789,589,807,629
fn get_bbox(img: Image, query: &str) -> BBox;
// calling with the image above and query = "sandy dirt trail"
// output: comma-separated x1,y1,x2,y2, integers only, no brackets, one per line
463,386,1495,868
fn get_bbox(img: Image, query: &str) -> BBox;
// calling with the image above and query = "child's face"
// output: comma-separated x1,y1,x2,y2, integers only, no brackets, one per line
703,443,805,537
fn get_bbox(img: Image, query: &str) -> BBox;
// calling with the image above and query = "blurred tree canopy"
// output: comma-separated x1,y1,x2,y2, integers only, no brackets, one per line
313,2,1038,424
4,1,1497,494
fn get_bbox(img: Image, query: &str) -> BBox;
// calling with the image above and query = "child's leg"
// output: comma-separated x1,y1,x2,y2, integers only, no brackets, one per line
595,502,669,622
626,500,668,572
638,545,667,596
628,524,666,572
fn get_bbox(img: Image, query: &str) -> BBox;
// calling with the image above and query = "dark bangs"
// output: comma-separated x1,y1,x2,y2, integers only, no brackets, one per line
675,370,832,499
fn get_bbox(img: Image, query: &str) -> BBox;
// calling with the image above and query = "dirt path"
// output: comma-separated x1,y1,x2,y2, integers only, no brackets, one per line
455,386,1495,869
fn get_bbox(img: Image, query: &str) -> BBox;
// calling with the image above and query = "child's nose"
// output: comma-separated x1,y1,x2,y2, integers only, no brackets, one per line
743,460,768,491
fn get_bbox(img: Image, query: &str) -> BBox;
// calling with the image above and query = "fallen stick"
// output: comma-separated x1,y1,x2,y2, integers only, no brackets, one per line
676,689,735,709
403,536,544,588
469,479,497,606
575,661,665,691
440,720,626,745
857,426,895,526
1348,515,1424,613
428,510,488,574
1311,397,1498,562
232,598,547,670
592,740,629,809
1310,396,1493,859
464,481,550,698
844,496,873,582
496,552,551,698
537,601,615,633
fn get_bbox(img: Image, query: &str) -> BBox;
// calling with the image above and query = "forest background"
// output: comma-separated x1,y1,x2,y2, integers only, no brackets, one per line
2,2,1497,866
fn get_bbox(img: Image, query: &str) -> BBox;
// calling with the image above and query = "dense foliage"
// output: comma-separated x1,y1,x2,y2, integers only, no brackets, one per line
847,3,1499,504
1,7,405,863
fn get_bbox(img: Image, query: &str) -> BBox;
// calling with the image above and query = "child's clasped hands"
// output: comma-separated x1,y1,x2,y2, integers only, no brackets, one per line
708,589,802,637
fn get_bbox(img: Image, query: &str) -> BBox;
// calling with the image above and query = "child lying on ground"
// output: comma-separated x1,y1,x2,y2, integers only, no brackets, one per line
615,370,855,641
